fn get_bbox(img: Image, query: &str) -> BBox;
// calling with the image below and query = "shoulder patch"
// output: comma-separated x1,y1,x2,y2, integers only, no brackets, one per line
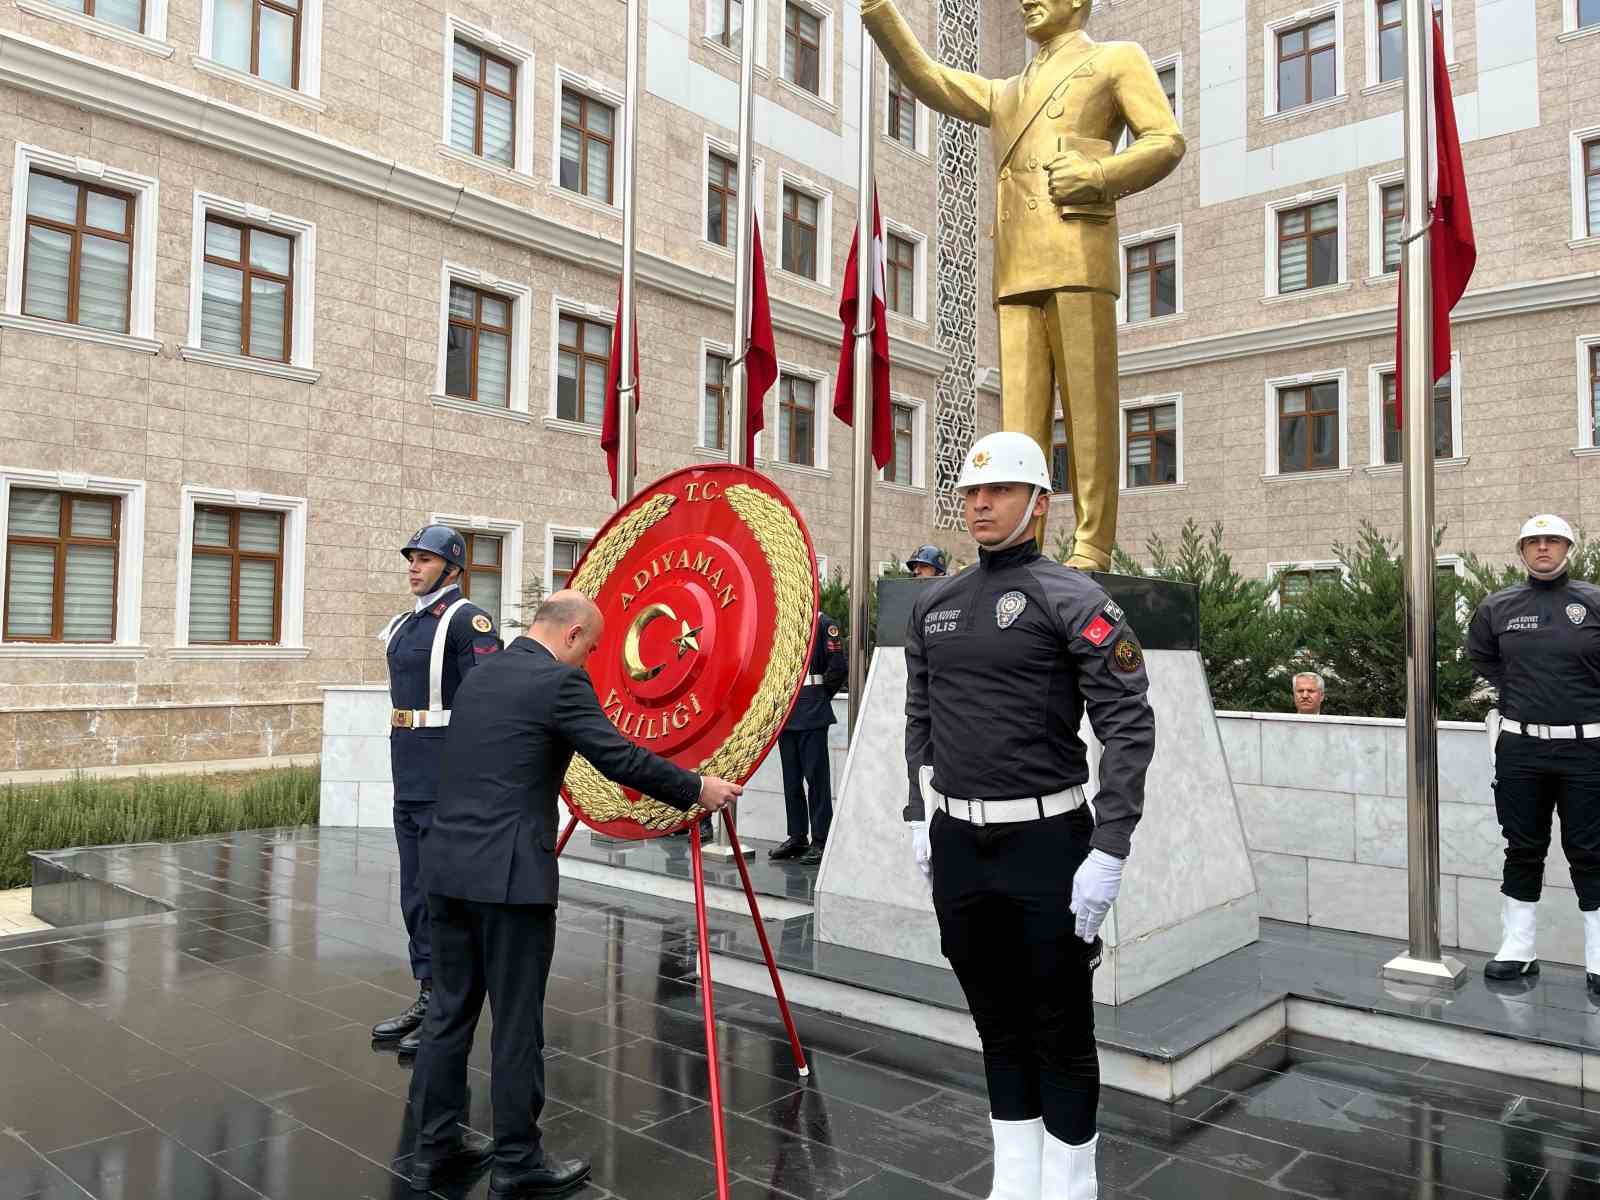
1113,638,1143,673
471,613,494,634
1102,599,1125,623
1081,615,1114,646
827,625,840,638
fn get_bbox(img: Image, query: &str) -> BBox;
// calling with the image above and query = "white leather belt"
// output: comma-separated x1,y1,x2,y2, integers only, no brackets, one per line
1502,718,1600,740
935,786,1085,826
804,674,825,686
392,709,451,729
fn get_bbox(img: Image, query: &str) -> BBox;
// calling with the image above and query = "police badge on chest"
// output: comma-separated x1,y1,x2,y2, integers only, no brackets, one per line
996,591,1027,629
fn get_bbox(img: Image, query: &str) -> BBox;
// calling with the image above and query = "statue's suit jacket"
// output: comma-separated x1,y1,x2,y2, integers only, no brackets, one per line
861,3,1185,302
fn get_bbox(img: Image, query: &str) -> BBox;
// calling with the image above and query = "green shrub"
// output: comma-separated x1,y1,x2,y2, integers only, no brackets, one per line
0,766,320,889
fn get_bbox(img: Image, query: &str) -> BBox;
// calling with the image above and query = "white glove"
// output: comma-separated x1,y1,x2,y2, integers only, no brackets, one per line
909,820,932,880
1070,849,1124,943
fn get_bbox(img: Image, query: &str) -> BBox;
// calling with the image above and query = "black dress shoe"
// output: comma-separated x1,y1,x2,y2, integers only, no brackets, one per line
410,1138,494,1192
373,987,430,1041
488,1153,592,1197
1484,958,1539,981
797,844,825,866
768,836,809,861
1588,972,1600,998
397,1027,421,1055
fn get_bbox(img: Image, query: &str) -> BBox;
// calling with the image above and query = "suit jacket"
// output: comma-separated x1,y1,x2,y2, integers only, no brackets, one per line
860,3,1184,301
424,637,702,905
785,611,848,731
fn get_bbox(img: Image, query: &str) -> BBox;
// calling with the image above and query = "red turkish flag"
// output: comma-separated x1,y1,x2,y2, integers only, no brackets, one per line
745,217,778,465
1394,10,1475,417
601,285,640,499
834,191,893,469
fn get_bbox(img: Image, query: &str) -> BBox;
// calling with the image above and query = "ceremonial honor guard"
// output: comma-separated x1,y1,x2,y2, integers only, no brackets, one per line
372,524,503,1054
903,432,1155,1200
906,543,950,579
769,611,847,866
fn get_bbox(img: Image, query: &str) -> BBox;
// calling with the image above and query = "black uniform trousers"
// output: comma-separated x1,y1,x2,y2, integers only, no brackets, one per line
394,801,435,982
930,805,1099,1144
408,894,556,1172
1495,733,1600,909
778,729,832,845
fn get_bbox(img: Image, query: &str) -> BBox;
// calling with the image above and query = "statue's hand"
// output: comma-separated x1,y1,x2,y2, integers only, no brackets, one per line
1045,153,1103,206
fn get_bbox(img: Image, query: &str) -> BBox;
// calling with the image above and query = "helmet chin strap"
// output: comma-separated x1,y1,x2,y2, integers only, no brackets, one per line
1528,553,1570,581
993,487,1043,552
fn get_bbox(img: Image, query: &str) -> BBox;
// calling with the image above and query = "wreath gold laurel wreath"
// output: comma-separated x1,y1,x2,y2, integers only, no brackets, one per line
562,482,814,830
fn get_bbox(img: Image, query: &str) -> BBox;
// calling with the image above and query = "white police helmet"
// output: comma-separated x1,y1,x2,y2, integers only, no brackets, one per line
955,431,1053,494
1518,514,1575,549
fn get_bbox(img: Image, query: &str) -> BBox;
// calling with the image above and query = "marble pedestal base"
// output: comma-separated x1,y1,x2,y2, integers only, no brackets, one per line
813,647,1260,1005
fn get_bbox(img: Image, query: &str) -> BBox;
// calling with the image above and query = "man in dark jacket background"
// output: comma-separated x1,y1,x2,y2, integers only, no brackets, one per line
768,610,847,866
406,590,743,1198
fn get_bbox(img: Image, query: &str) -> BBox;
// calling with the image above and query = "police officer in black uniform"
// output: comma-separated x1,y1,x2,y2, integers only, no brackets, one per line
769,612,848,866
906,543,949,579
371,524,503,1053
904,432,1155,1200
1468,514,1600,994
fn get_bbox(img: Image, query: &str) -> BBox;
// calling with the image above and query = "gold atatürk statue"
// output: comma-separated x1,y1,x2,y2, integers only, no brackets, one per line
862,0,1184,569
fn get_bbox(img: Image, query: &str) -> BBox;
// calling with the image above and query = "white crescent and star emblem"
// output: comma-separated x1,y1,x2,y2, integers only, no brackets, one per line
996,591,1027,630
1568,603,1587,626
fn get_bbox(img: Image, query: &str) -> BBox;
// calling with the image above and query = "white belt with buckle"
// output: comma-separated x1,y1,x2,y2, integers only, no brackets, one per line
935,786,1085,826
392,709,451,729
1502,718,1600,740
804,674,825,686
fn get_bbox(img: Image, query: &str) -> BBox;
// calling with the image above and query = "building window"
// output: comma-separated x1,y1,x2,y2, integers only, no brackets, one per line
1051,418,1071,494
1125,403,1178,487
1585,0,1600,29
450,40,516,168
1276,14,1337,112
707,151,737,247
1159,63,1177,116
887,401,915,485
1277,198,1340,293
1584,139,1600,239
1125,236,1176,322
557,312,610,425
782,186,819,279
187,506,284,644
1379,370,1453,463
888,69,916,147
3,489,119,643
1381,183,1405,273
1591,345,1600,444
704,350,730,450
1277,379,1341,473
199,218,293,363
1376,0,1402,82
45,0,143,32
1278,567,1339,607
445,283,512,407
22,171,134,335
560,88,614,204
784,3,821,94
886,232,916,316
550,534,590,592
778,375,816,466
459,531,503,620
709,0,743,44
213,0,300,88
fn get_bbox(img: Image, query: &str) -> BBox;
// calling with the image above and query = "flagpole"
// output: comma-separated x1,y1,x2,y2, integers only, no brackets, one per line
1383,0,1464,988
727,0,759,469
846,34,877,738
615,0,643,503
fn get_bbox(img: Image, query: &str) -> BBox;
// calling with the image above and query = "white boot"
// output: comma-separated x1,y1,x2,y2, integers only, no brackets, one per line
1484,897,1539,980
1040,1130,1096,1200
1584,909,1600,996
986,1117,1043,1200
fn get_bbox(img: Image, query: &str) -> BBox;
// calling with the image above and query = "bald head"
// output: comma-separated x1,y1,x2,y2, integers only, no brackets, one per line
532,590,604,666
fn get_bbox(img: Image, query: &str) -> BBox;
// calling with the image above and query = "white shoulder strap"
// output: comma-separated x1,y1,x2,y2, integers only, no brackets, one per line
429,598,472,712
380,611,409,646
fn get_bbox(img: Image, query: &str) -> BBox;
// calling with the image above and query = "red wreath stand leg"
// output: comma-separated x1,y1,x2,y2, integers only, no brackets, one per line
554,809,810,1199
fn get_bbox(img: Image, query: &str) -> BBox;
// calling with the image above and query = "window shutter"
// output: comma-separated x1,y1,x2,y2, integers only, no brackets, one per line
76,235,131,333
237,558,278,641
5,544,56,637
62,545,115,640
189,555,232,642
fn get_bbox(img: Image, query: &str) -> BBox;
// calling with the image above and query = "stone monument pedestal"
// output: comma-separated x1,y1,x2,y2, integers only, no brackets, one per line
814,575,1259,1006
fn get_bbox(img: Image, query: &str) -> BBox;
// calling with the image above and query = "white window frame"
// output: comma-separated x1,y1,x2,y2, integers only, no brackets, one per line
1266,558,1345,610
779,0,834,106
767,363,830,474
882,219,927,323
1366,170,1405,278
1119,391,1184,490
1568,126,1600,247
1263,2,1346,119
438,17,535,178
170,486,307,658
1365,354,1464,468
1364,0,1454,88
777,172,832,289
3,145,160,354
878,392,927,490
701,136,765,255
180,192,319,383
698,338,735,456
1562,0,1600,38
1118,223,1183,325
1263,368,1350,477
552,67,626,214
1152,51,1182,127
431,511,524,636
545,524,597,595
1264,185,1347,299
882,61,931,156
197,0,325,108
702,0,769,69
546,295,615,433
815,553,829,580
434,262,533,418
16,0,173,56
1574,335,1600,452
0,467,146,657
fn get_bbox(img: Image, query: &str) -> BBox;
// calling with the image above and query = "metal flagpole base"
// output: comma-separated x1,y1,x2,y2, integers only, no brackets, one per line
1381,953,1468,988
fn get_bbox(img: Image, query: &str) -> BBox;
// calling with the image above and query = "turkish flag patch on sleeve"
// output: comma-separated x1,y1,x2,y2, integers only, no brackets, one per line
1081,615,1114,646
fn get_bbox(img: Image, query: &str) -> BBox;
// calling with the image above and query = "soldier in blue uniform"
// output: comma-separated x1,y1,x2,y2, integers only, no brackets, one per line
769,611,848,866
371,524,503,1054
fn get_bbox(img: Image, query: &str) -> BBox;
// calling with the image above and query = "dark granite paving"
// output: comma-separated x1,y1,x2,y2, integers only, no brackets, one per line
4,829,1600,1198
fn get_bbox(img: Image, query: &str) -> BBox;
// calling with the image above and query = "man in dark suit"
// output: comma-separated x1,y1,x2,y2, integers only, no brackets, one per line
769,611,847,866
406,590,743,1197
